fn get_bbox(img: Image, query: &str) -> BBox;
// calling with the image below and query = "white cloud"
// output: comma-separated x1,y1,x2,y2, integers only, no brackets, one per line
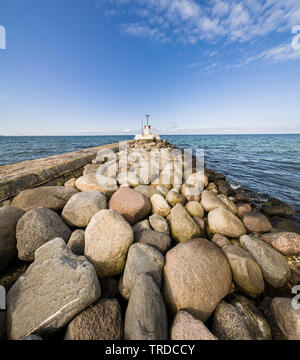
100,0,300,44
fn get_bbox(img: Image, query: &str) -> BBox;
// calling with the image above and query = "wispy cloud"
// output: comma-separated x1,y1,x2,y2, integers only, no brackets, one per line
99,0,300,44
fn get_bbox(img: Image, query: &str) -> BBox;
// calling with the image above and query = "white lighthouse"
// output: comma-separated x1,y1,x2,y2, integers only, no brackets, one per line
134,115,161,142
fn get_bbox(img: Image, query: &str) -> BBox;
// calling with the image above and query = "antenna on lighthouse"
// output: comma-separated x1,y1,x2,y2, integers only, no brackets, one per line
141,117,144,135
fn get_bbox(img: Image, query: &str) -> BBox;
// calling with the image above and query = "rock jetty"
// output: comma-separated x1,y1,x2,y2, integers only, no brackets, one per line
0,138,299,340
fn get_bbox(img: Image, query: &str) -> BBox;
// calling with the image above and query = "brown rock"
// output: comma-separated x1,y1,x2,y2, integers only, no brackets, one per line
163,238,232,321
64,299,123,340
12,186,78,212
242,211,273,233
271,297,300,340
260,232,300,256
109,187,151,225
171,310,218,340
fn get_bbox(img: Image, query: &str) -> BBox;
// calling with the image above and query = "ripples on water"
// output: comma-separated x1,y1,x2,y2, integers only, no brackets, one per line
0,134,299,212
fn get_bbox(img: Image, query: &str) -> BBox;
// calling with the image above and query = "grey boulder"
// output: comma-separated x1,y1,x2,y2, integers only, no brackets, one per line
16,207,71,261
6,238,101,340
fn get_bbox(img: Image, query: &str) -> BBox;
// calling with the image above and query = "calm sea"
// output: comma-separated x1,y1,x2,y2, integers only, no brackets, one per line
0,134,299,213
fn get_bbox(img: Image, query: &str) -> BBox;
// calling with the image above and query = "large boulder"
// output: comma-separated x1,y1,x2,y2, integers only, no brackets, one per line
171,310,218,340
136,230,171,254
64,299,123,340
84,209,134,278
151,194,171,218
67,229,85,256
242,211,273,233
124,274,168,340
260,232,300,256
208,208,246,238
0,206,25,272
75,174,118,198
181,183,201,202
12,186,78,212
109,187,151,225
119,243,164,299
149,214,169,234
163,238,232,321
271,297,300,340
16,207,71,261
61,191,107,228
223,245,264,298
201,190,227,212
240,235,291,288
6,238,101,340
169,203,201,243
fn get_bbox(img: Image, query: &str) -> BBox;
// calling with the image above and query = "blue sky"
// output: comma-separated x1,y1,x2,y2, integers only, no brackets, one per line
0,0,300,135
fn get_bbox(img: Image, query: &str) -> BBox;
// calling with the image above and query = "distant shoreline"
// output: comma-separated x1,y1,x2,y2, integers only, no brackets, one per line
1,133,300,137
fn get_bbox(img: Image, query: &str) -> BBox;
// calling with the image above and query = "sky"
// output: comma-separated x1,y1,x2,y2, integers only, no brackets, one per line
0,0,300,135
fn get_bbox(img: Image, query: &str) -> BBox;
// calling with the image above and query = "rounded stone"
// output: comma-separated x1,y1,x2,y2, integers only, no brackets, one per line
185,201,204,218
149,214,169,234
109,187,151,225
163,238,232,321
201,190,227,212
16,207,71,261
223,245,265,298
169,203,201,243
151,194,171,218
62,191,107,228
84,209,134,278
208,207,247,238
242,211,273,233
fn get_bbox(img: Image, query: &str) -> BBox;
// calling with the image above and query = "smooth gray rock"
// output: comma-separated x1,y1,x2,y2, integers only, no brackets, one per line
16,207,71,261
67,229,85,255
124,274,168,340
0,206,25,272
62,191,107,228
136,230,171,254
119,243,164,299
6,238,101,340
240,235,291,288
